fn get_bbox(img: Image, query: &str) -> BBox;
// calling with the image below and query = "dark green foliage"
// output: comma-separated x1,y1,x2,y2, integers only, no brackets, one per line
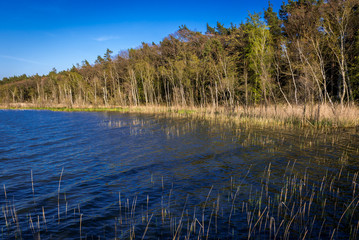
206,23,216,35
1,74,28,85
264,2,282,44
216,22,230,35
349,30,359,101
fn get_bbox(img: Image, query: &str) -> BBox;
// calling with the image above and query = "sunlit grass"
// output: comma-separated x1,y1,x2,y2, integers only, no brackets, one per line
1,103,358,129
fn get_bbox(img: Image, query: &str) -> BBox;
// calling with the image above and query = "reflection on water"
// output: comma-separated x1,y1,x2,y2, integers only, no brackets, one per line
0,110,358,239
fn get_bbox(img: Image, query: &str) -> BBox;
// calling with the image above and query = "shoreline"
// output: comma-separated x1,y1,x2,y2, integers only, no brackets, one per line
1,102,358,130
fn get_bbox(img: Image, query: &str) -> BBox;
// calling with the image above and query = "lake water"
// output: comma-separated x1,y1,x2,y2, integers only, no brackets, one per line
0,110,358,239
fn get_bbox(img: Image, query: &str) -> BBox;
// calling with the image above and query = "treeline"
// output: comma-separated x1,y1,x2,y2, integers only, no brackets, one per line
1,0,359,108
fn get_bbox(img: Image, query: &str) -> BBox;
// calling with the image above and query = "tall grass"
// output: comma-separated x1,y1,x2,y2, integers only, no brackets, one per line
1,103,359,129
1,164,359,239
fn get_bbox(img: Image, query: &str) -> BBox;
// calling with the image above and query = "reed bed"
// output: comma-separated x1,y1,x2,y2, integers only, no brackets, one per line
1,103,359,129
1,162,359,239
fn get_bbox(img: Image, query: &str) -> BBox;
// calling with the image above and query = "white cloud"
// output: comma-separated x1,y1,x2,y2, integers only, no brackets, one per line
94,36,121,42
0,55,45,65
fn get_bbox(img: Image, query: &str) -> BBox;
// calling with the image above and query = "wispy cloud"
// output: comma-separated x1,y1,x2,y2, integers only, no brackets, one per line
94,36,121,42
0,55,46,65
43,32,56,38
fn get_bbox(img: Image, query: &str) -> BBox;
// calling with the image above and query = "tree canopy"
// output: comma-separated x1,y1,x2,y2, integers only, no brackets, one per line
1,0,358,107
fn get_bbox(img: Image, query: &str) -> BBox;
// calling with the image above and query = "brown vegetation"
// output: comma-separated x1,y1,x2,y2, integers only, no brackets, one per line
2,102,358,128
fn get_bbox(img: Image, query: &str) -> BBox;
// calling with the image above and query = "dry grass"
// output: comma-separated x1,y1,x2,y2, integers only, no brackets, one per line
1,102,358,128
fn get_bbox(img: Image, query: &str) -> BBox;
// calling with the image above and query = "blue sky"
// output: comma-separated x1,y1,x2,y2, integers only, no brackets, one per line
0,0,283,79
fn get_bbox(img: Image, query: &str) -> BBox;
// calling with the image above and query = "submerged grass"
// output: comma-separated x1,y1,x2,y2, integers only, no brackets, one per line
1,163,359,239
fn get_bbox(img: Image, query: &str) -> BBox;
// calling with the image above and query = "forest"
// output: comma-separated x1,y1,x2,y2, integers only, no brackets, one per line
1,0,359,110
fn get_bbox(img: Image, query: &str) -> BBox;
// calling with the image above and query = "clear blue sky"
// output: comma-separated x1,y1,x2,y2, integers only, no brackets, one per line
0,0,283,79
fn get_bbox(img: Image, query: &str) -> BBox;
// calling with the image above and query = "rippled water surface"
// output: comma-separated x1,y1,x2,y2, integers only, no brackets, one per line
0,110,358,239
